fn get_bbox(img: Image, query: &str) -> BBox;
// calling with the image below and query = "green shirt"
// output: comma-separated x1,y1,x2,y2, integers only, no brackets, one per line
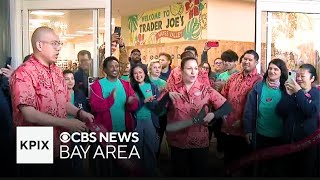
150,77,166,90
217,70,238,81
257,82,283,137
99,78,126,132
120,75,129,81
67,92,75,119
136,82,153,121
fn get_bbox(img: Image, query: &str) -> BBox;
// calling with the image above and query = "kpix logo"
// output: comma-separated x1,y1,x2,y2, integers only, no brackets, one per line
16,126,53,164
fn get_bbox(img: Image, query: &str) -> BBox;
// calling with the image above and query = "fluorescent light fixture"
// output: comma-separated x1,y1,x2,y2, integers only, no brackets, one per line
30,11,64,16
76,31,93,34
29,19,50,23
64,34,84,37
87,27,105,30
60,36,74,39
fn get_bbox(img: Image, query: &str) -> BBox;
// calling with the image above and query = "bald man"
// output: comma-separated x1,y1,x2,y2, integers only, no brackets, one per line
10,26,94,177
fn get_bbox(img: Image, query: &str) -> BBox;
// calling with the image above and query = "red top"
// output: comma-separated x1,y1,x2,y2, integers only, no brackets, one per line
165,67,226,148
10,54,70,157
220,69,263,137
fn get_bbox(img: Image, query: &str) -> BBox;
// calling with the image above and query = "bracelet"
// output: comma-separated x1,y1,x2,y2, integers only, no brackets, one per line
76,109,82,120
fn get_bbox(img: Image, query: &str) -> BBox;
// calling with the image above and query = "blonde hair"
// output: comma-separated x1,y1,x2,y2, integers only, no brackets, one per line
148,59,162,76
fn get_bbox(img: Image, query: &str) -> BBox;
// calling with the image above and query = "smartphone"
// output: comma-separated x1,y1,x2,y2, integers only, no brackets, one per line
288,70,296,81
207,41,219,48
5,57,11,68
114,26,121,37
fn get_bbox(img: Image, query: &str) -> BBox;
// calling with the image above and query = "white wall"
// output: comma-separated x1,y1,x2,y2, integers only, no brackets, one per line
207,0,255,42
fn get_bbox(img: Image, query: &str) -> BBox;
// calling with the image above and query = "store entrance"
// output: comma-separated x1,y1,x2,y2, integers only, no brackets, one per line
256,0,320,81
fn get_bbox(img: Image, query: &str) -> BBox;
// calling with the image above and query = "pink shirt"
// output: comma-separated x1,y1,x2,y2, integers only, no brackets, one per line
220,69,262,137
165,68,226,148
10,55,70,156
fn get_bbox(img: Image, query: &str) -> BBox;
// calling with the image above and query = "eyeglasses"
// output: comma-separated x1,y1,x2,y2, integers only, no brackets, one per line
215,62,224,65
40,41,63,49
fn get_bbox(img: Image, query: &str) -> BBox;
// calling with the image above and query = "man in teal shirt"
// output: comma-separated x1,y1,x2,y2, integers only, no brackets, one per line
217,50,239,81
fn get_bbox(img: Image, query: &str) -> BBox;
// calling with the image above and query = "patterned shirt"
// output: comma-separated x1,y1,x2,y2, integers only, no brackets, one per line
10,55,70,157
220,68,262,137
165,68,226,149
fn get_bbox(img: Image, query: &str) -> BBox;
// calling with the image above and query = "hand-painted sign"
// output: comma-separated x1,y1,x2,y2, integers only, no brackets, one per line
127,0,207,46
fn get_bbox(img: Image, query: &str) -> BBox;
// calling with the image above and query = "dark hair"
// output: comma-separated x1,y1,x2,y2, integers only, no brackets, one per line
180,51,195,59
129,63,151,99
299,63,318,82
23,54,31,63
238,53,245,63
184,46,198,57
242,50,259,62
131,49,141,54
63,69,74,75
181,56,198,69
103,56,119,70
77,50,91,60
159,52,172,66
263,58,288,91
221,50,238,62
199,62,212,77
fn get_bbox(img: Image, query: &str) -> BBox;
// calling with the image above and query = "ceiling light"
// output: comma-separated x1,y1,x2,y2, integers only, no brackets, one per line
29,19,50,23
76,31,93,34
64,34,84,37
30,11,65,16
87,27,105,30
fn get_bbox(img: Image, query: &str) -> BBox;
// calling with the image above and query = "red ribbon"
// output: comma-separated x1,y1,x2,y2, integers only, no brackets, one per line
226,128,320,174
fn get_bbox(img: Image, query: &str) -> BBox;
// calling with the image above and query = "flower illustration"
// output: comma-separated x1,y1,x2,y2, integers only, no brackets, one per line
185,0,200,19
138,33,145,45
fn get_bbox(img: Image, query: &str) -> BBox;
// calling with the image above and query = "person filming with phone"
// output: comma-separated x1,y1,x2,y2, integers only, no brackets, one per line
276,63,319,177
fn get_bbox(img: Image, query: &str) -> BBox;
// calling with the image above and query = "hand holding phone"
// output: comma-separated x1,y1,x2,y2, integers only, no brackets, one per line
207,41,219,48
114,26,121,37
288,70,296,81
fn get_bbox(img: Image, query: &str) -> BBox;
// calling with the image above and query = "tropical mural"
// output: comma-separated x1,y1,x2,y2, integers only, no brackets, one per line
126,0,207,46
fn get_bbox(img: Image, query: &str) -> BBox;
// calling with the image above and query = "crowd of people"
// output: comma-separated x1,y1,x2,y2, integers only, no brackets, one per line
0,26,319,177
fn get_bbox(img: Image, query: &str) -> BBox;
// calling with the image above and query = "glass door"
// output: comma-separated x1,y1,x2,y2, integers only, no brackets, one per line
16,0,111,77
256,0,320,83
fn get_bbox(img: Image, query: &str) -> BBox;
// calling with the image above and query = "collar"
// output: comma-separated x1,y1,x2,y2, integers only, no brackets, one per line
30,54,56,72
241,68,258,78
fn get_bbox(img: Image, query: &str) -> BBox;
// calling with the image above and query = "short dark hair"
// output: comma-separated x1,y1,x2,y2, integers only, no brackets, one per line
221,50,238,62
184,46,198,57
77,50,92,60
159,52,172,66
63,69,74,75
263,58,288,91
181,56,198,69
103,56,119,69
213,57,222,63
131,49,141,54
299,63,318,82
242,50,259,62
180,51,195,59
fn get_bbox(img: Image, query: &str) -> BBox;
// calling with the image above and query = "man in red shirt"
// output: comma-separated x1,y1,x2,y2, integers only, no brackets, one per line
220,50,263,175
10,26,94,177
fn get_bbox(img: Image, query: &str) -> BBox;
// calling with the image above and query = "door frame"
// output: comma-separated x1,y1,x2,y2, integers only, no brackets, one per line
10,0,111,77
255,0,320,73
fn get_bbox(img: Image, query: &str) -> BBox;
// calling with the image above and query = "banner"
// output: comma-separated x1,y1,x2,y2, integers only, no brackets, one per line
126,0,207,46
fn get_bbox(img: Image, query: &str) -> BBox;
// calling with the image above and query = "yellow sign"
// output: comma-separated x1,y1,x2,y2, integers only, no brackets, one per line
127,0,207,46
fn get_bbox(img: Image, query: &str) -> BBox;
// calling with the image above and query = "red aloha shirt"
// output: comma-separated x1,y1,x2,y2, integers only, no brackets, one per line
10,55,70,157
165,67,226,148
220,68,262,137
